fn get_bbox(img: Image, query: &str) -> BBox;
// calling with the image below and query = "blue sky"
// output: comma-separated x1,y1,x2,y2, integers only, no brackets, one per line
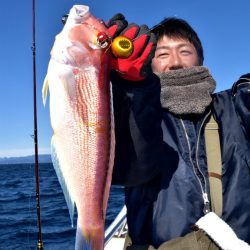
0,0,249,157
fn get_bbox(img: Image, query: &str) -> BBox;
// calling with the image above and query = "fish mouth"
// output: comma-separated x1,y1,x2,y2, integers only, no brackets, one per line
69,5,90,24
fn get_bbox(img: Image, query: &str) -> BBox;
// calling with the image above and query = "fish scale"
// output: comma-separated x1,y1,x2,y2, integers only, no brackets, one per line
43,5,115,250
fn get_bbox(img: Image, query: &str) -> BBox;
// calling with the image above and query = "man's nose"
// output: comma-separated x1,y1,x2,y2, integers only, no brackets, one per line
168,52,183,70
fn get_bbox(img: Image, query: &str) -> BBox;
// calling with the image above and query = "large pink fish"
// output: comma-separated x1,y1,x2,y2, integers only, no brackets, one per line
42,5,115,250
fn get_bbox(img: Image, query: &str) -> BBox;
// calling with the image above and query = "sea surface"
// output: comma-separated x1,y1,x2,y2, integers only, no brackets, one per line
0,163,125,250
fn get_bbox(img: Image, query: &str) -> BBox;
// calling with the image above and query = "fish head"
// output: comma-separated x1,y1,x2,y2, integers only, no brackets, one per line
51,5,110,68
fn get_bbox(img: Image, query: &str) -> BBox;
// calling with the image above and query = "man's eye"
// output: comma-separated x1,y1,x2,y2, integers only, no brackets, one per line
180,50,192,55
158,53,169,58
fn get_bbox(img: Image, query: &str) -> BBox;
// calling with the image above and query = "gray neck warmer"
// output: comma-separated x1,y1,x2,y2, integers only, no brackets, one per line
158,66,216,115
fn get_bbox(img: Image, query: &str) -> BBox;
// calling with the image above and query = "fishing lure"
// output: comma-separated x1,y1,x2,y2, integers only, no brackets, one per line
62,14,134,58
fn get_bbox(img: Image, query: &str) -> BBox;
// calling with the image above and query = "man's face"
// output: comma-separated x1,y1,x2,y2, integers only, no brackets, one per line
151,35,200,73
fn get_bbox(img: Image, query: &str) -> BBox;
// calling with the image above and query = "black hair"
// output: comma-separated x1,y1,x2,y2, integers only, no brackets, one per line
152,17,204,65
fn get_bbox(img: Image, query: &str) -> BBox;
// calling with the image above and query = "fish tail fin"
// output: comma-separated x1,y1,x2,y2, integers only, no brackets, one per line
51,137,75,226
42,74,49,106
75,223,93,250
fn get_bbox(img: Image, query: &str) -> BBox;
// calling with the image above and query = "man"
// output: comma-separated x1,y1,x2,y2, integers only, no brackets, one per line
107,15,250,249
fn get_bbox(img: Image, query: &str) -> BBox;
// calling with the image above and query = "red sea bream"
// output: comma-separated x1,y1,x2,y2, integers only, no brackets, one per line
42,5,115,250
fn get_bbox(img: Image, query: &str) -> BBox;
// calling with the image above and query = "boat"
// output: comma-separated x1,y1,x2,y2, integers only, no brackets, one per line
104,205,127,250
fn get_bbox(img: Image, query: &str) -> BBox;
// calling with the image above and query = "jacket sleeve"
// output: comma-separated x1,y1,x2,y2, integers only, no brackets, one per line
111,72,164,186
232,73,250,139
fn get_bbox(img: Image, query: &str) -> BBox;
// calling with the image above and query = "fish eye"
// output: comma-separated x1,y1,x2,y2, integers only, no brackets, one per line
61,14,69,25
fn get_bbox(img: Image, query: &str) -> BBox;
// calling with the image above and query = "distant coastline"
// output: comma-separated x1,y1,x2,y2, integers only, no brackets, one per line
0,154,52,164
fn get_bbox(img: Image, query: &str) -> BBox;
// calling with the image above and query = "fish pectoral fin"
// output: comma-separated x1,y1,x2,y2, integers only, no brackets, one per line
51,137,76,226
42,75,49,106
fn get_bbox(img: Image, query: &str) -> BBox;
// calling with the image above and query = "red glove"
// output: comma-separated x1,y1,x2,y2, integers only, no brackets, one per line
106,13,128,38
107,16,156,81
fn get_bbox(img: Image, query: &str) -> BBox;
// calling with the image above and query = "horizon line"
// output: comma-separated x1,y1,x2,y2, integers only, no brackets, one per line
0,147,51,158
0,153,51,159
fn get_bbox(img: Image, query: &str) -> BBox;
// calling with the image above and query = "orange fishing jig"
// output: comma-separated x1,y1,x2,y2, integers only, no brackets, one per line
96,32,134,58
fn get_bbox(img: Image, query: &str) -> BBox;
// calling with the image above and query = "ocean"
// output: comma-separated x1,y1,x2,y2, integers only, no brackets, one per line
0,163,125,250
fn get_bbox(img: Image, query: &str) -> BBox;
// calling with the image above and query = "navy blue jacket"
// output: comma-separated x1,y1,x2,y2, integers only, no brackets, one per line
111,72,250,248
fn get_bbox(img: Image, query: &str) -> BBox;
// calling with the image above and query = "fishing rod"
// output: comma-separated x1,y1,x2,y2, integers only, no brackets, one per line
31,0,44,249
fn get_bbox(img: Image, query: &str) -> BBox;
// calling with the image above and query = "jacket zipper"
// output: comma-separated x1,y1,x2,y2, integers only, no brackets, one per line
196,111,211,214
180,112,211,214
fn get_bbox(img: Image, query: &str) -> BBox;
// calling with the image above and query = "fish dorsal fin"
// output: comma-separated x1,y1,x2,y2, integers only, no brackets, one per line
102,82,116,218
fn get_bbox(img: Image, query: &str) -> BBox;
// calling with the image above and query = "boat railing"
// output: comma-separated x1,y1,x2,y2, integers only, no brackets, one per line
104,205,127,248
